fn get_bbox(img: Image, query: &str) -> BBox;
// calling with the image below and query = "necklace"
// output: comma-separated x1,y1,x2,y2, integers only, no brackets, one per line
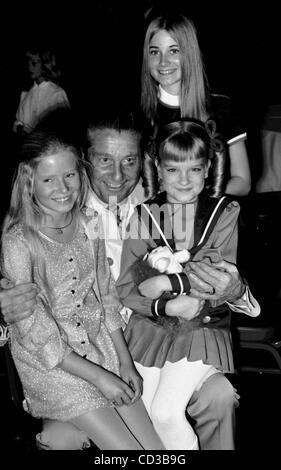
45,213,73,235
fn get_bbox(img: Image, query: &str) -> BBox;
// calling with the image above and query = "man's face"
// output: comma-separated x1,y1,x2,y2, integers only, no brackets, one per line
87,129,142,204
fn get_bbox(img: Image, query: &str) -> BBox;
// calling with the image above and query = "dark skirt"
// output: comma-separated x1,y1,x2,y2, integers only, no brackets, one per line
124,311,234,373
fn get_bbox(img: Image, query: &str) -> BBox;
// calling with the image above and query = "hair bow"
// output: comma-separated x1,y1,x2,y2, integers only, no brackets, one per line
205,119,224,154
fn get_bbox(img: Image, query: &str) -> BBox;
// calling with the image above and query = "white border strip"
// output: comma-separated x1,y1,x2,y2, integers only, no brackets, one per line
154,299,160,316
142,204,173,252
198,196,227,245
175,273,184,295
227,133,247,145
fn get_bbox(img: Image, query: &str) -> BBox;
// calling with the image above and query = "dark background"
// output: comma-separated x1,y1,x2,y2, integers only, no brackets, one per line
1,1,281,198
1,1,281,128
1,0,281,453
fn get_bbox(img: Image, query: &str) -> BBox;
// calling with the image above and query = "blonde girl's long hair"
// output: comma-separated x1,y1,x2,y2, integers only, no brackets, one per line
1,129,91,301
141,13,210,124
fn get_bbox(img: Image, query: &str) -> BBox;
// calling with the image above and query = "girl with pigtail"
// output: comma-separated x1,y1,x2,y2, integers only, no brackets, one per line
116,119,259,450
140,11,251,197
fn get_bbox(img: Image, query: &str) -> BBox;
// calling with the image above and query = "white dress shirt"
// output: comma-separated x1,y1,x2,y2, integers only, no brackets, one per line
85,182,146,323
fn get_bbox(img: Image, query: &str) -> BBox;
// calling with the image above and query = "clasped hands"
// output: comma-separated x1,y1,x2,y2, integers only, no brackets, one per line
96,362,143,408
138,259,245,320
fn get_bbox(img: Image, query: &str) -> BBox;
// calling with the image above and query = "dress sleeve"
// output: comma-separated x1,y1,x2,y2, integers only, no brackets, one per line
15,90,27,126
116,210,155,316
192,200,240,265
1,232,72,369
49,88,70,109
210,94,247,145
101,273,125,333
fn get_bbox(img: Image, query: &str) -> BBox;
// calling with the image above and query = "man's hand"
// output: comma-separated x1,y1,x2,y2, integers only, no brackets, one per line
0,281,38,324
188,260,245,303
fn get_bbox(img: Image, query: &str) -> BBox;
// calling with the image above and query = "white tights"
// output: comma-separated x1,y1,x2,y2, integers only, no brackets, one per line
135,359,219,450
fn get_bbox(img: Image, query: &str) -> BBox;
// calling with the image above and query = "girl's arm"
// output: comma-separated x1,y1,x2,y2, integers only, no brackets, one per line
165,295,205,320
95,237,143,403
58,349,136,406
1,233,72,368
116,212,157,316
3,233,136,404
225,140,251,196
137,274,171,299
110,328,143,403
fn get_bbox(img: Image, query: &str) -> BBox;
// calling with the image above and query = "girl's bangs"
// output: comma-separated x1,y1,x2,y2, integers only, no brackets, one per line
160,140,206,163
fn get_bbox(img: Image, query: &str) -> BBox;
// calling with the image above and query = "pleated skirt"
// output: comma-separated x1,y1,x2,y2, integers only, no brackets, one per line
124,312,234,373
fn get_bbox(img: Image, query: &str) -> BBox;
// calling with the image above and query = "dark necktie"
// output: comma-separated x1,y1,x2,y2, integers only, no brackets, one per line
116,205,122,228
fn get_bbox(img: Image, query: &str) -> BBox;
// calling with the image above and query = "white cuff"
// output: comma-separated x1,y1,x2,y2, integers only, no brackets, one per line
226,286,260,317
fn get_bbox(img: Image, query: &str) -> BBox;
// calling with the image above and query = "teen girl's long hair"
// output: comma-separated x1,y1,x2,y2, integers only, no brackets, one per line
141,13,210,124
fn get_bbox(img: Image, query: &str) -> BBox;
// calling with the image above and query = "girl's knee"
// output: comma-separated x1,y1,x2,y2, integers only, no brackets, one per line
150,400,198,450
150,400,184,430
150,402,170,428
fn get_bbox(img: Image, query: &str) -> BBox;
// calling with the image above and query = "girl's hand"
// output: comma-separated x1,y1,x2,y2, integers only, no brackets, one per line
109,329,142,405
94,368,135,407
119,361,143,404
165,295,205,320
138,275,171,299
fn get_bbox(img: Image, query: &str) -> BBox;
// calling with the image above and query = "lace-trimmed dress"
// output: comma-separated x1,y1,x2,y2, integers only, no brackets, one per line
1,221,123,421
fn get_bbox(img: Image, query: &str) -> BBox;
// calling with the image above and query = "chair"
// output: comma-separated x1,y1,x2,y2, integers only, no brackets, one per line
234,162,281,374
3,343,99,451
3,343,41,449
233,320,281,375
4,344,25,412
